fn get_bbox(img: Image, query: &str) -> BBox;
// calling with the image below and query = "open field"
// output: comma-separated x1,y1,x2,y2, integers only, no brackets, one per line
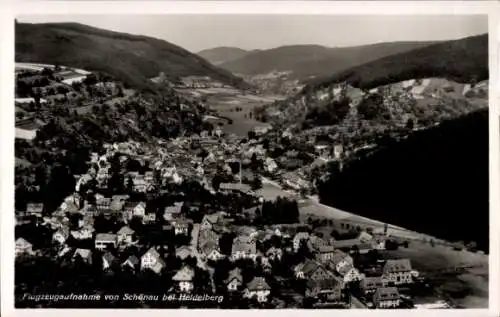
181,87,284,136
255,183,295,201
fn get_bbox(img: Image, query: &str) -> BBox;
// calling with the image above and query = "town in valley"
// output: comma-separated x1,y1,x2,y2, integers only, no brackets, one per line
14,16,489,309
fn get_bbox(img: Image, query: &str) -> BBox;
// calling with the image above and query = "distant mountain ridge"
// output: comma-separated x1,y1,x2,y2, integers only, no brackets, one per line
254,33,488,149
15,22,248,91
217,41,439,81
197,47,250,65
306,33,488,91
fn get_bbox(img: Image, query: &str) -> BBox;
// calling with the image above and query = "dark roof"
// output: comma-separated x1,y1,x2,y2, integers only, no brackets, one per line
296,259,322,275
338,263,357,276
373,287,400,302
198,229,219,245
306,277,341,291
225,268,243,284
27,203,44,211
117,226,134,235
329,250,351,266
232,237,256,254
246,277,271,291
95,233,117,242
383,259,412,273
200,240,219,255
362,276,383,288
124,255,139,266
102,252,116,263
202,214,220,225
172,266,195,281
143,247,161,260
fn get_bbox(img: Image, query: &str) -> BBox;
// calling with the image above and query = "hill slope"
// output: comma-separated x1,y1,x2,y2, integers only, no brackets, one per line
219,41,436,80
256,34,488,133
318,109,489,252
198,46,250,65
15,22,248,90
307,34,488,91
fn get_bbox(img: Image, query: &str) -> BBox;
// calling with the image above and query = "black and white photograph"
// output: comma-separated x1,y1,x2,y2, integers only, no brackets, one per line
5,6,494,311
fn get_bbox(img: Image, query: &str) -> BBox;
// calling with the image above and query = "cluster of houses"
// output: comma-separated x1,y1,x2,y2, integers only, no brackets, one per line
15,123,421,308
15,184,419,308
290,230,419,308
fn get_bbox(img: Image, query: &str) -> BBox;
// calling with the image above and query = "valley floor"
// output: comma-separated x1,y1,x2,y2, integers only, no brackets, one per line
180,87,285,136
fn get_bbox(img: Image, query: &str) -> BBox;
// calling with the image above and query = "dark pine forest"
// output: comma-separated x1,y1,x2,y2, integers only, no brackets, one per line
319,109,489,252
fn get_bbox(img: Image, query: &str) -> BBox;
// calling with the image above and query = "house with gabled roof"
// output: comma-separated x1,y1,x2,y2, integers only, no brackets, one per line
198,228,219,245
305,277,343,302
327,250,354,273
144,171,154,183
117,226,135,245
294,259,333,280
225,268,243,292
373,287,400,308
96,197,112,214
73,248,93,264
60,200,80,214
382,259,413,286
141,247,165,274
231,236,257,261
26,203,43,216
133,175,147,192
15,237,34,257
172,266,195,292
173,218,190,235
175,245,192,260
52,228,70,245
361,276,383,294
110,199,126,213
82,204,98,217
71,224,94,240
95,233,117,250
102,252,118,271
200,213,221,231
57,246,72,258
315,244,336,263
200,241,223,261
133,202,146,218
122,255,140,272
307,235,328,252
338,263,364,284
243,277,271,302
164,202,183,222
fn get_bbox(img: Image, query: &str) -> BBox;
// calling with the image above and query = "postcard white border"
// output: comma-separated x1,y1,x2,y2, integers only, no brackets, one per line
1,1,499,317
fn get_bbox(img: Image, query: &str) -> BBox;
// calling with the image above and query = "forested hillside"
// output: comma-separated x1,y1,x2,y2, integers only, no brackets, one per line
318,109,489,252
16,22,248,91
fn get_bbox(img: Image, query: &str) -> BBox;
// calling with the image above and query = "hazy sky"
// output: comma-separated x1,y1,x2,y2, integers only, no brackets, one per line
18,15,488,52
